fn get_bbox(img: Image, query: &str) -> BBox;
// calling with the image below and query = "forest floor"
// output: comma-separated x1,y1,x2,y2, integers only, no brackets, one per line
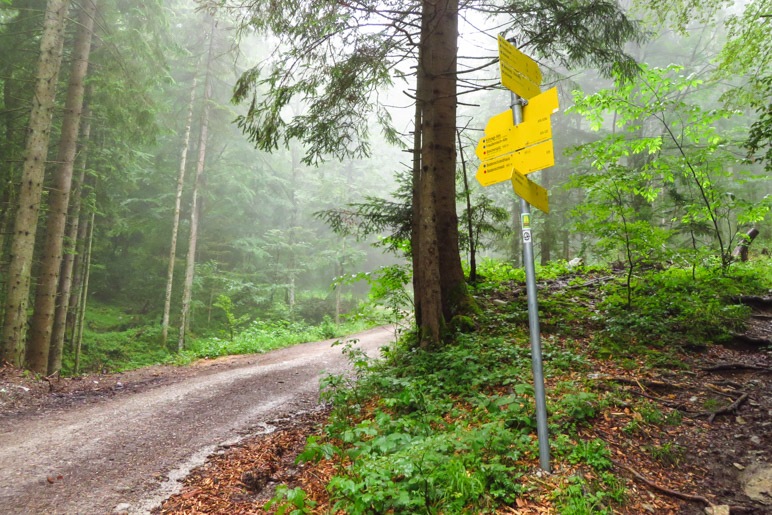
1,301,770,513
154,297,772,515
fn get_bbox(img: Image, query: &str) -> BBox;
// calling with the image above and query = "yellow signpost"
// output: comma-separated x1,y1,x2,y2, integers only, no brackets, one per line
498,35,541,99
474,139,555,186
475,152,516,186
476,87,559,162
486,35,553,474
512,139,554,175
511,170,549,214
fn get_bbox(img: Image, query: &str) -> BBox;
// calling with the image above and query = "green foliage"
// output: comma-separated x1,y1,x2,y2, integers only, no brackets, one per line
645,442,685,466
569,64,771,272
338,264,413,326
212,294,250,340
552,473,625,515
59,302,373,374
598,265,766,351
292,322,634,513
265,485,317,514
169,318,372,366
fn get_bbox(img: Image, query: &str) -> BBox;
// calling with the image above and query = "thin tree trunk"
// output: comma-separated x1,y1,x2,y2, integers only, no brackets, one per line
162,77,198,346
540,172,551,265
27,0,96,373
48,94,92,374
1,0,70,367
410,70,423,329
457,129,475,283
179,17,215,351
66,188,91,349
74,211,94,374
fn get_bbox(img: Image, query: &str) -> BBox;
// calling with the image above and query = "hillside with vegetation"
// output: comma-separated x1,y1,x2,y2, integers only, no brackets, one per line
155,259,771,514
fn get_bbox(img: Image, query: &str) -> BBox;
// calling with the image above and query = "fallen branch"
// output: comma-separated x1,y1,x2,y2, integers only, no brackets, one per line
604,376,688,390
701,363,770,372
610,458,712,506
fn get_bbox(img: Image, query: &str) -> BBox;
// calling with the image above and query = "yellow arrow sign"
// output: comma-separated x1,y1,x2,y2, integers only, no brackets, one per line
511,170,549,213
476,153,516,187
498,35,542,84
522,87,559,128
512,139,555,175
476,88,559,161
498,35,541,99
475,139,555,187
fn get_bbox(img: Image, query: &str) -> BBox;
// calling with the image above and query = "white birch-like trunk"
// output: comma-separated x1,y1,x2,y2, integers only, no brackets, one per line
178,17,215,351
162,77,197,346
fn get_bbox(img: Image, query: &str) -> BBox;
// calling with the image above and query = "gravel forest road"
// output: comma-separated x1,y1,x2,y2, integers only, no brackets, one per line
0,326,393,515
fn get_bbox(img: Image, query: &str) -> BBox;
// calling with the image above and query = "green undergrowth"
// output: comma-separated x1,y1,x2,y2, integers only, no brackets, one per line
167,317,372,366
268,257,770,514
62,304,374,374
271,335,620,514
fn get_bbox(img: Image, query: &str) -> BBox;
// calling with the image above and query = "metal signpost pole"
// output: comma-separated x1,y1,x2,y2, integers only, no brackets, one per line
510,91,551,473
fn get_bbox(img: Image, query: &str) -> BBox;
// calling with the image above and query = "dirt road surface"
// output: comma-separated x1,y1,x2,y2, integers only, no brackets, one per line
0,326,394,514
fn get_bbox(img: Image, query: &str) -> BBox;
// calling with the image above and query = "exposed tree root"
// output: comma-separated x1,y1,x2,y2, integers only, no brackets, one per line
610,458,713,506
703,392,749,423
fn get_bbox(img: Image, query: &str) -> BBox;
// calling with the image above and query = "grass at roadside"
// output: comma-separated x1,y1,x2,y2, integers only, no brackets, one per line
63,313,375,375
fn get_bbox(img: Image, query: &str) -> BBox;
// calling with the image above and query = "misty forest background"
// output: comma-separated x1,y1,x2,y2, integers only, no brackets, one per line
0,0,769,376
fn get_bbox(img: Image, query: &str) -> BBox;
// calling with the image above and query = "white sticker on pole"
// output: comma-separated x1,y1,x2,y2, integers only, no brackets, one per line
522,229,532,243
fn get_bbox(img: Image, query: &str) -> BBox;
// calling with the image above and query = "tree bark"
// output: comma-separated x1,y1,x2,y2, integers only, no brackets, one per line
415,0,463,345
1,0,70,367
731,227,759,262
48,94,92,374
27,0,96,373
162,77,198,346
179,18,215,351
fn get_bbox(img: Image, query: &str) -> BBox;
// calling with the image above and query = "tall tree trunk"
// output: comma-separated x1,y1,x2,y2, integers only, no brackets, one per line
1,0,70,367
162,77,197,346
415,0,462,345
48,95,92,374
179,17,215,351
27,0,96,373
0,0,43,292
74,211,94,374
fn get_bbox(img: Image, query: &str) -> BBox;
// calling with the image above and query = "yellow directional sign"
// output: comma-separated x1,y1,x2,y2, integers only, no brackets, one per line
498,35,541,99
498,35,541,84
522,87,559,130
475,139,555,186
512,139,555,175
511,171,549,213
476,153,517,187
476,88,559,161
483,109,515,136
